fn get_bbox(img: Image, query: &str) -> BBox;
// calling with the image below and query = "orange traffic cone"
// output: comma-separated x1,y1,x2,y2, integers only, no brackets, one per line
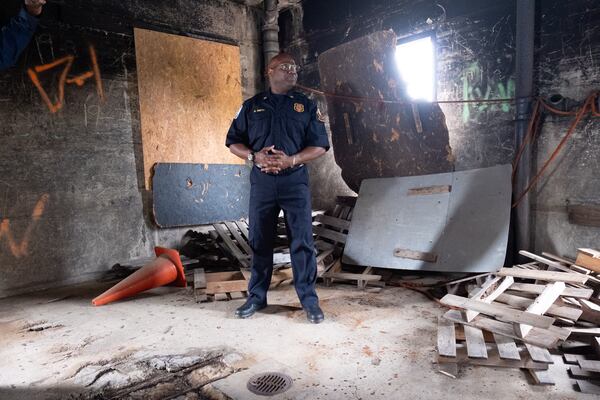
92,247,187,306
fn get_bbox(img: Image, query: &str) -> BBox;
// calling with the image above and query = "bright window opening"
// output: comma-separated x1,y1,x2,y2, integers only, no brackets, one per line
395,36,435,102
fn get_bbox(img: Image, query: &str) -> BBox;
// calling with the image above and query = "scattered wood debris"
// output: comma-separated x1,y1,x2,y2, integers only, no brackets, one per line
434,248,600,394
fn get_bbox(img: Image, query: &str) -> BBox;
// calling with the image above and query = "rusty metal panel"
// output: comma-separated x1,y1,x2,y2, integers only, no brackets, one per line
318,30,454,192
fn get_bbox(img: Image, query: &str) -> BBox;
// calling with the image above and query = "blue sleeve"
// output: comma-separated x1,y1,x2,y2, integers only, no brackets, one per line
225,101,250,147
304,100,330,151
0,8,38,71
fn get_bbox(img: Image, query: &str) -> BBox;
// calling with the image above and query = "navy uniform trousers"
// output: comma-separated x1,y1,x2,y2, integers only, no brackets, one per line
247,165,319,308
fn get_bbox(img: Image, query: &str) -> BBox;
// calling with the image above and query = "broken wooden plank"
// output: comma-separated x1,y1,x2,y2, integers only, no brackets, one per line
576,248,600,273
320,272,382,281
570,328,600,337
455,325,495,343
234,220,250,242
578,360,600,373
497,268,588,284
593,337,600,358
213,223,250,268
519,250,577,273
564,354,587,365
437,317,456,357
516,282,565,338
465,276,514,322
314,214,351,230
206,279,248,294
527,369,555,385
407,185,451,196
495,293,583,321
509,282,592,299
541,252,575,265
524,344,553,364
312,225,347,244
393,248,438,263
440,294,555,329
464,326,488,359
443,310,564,348
580,299,600,324
437,345,548,370
577,380,600,395
569,366,600,379
493,333,521,360
358,266,373,289
224,221,252,255
443,272,493,287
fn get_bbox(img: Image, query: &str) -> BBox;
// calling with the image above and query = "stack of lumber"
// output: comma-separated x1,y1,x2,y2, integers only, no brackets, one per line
436,248,600,394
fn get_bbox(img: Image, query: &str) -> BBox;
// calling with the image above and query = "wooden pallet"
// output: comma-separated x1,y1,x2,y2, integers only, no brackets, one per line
437,318,552,381
314,201,382,289
191,268,295,302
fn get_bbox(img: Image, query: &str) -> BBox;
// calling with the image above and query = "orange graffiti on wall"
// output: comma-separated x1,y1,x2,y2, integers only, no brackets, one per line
0,194,49,258
28,45,105,113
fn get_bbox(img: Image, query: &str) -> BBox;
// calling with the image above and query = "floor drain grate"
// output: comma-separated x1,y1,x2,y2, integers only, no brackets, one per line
246,372,293,396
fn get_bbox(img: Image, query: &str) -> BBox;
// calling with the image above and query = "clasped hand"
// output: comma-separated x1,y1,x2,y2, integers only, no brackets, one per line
255,146,293,174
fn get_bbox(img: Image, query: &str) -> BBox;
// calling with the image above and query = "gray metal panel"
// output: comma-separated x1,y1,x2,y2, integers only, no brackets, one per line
342,164,512,273
153,163,250,227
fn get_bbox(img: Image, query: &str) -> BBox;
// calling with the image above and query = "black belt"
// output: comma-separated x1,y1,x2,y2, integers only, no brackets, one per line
254,163,305,176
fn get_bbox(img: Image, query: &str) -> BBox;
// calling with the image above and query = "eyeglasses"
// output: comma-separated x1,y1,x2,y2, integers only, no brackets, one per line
277,63,300,73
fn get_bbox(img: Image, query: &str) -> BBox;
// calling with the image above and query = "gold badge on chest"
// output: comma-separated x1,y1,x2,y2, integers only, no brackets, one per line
293,103,305,113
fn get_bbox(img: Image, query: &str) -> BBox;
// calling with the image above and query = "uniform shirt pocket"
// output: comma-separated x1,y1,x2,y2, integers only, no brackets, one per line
248,109,271,148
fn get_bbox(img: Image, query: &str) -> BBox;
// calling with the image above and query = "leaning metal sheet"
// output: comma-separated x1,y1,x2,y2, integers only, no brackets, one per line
342,164,512,273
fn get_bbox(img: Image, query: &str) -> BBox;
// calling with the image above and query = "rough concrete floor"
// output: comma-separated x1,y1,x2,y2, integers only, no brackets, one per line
0,281,592,399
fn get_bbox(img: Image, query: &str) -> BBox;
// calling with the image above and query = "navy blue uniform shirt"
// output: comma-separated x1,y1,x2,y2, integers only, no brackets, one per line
226,90,330,155
0,7,38,71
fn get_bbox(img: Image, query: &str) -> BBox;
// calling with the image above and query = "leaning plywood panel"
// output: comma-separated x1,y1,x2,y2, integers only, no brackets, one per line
343,164,511,272
135,28,244,189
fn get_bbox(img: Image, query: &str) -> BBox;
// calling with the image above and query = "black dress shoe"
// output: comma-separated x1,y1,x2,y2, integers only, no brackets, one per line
304,304,324,324
235,301,266,319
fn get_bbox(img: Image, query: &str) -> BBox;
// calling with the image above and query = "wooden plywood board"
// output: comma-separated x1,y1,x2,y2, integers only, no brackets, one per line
134,28,244,189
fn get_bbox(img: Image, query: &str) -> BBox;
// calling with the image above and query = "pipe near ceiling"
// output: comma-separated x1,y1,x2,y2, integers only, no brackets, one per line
263,0,280,83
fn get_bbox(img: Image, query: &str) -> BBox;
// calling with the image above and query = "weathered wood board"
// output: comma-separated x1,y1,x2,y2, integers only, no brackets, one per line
135,28,244,189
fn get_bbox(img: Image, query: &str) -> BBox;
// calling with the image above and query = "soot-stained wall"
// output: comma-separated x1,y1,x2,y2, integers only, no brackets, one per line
284,0,600,257
0,0,262,297
533,0,600,257
283,0,518,209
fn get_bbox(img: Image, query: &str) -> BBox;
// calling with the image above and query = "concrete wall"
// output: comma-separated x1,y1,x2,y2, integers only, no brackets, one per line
0,0,263,297
283,0,600,258
533,0,600,258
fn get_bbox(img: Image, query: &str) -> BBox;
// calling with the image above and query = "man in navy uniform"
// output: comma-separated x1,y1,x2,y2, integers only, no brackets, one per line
0,0,46,71
226,53,329,324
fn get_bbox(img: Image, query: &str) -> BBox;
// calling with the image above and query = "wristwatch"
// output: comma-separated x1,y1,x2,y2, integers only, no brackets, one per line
247,151,255,162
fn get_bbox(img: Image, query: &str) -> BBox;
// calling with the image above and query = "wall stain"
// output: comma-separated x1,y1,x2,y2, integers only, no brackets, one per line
0,194,49,259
